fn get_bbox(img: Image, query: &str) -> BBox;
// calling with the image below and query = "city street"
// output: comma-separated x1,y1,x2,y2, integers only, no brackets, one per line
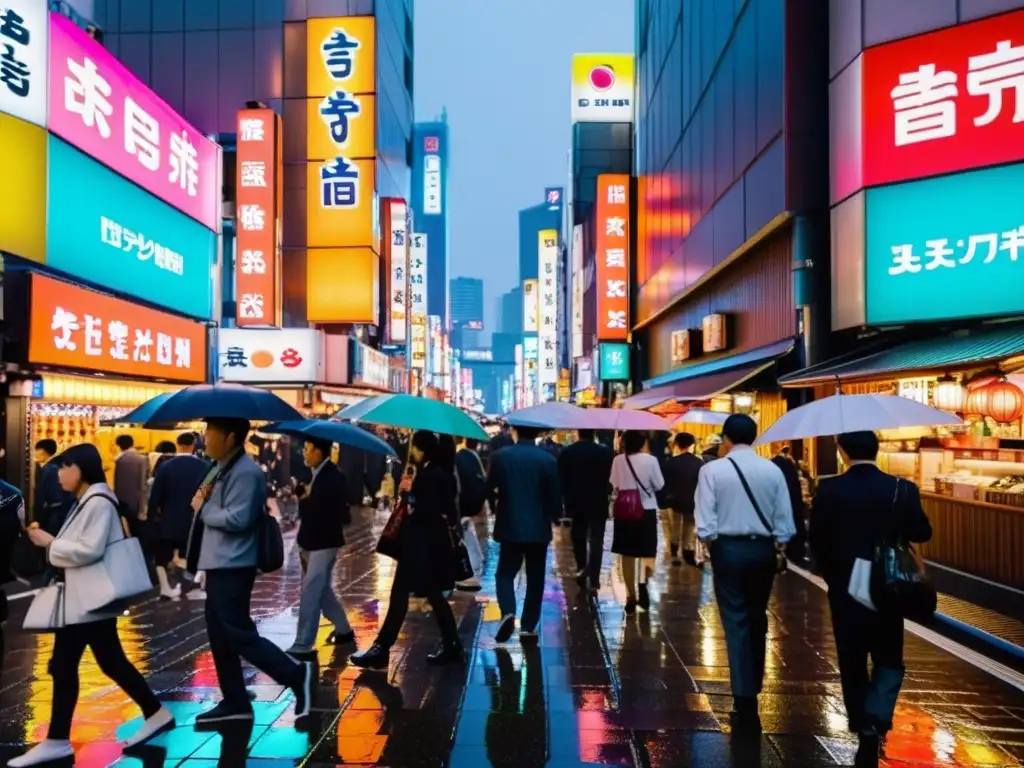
3,509,1024,768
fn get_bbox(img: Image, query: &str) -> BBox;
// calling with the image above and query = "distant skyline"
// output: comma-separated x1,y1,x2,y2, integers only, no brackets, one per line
414,0,635,336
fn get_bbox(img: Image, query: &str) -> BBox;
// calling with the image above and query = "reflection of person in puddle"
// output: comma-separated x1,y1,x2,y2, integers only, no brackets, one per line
486,646,546,764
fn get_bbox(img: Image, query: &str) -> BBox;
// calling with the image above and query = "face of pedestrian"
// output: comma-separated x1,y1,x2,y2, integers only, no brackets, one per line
303,441,325,468
57,462,82,494
203,423,234,462
410,442,424,463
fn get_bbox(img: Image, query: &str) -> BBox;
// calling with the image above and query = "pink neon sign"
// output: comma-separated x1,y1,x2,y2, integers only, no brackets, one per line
47,13,220,231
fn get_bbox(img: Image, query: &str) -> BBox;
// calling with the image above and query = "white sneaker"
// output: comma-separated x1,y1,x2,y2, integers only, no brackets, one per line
8,739,74,767
187,588,207,601
121,707,175,749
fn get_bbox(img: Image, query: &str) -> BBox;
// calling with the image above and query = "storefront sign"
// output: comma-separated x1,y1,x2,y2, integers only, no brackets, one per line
47,137,215,320
0,111,46,263
0,0,47,127
461,349,492,362
387,199,408,343
423,147,441,214
538,229,559,386
545,187,562,212
671,329,696,363
523,336,538,360
410,317,427,370
571,224,584,358
702,313,728,352
351,339,389,389
596,174,630,341
863,9,1024,188
235,108,281,326
217,328,322,383
306,248,378,324
29,273,206,383
571,53,635,123
598,342,630,381
47,13,220,231
523,278,539,333
307,92,374,161
866,161,1024,324
410,232,427,318
306,16,376,98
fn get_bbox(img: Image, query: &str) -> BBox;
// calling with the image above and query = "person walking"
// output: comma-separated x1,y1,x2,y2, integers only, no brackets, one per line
351,431,463,670
185,418,313,725
113,435,149,539
288,438,354,655
663,433,704,567
558,429,614,593
811,431,932,768
454,437,487,591
610,431,665,613
486,425,562,643
11,445,173,766
33,439,74,535
147,433,209,599
772,444,808,564
695,414,795,734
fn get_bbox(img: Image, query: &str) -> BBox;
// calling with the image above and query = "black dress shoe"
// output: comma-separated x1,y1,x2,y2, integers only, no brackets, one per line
637,583,651,611
855,728,880,768
350,643,390,671
624,599,637,615
327,630,356,645
426,641,464,665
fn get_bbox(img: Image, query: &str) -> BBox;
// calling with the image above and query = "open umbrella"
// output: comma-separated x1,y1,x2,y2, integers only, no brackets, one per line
582,407,673,432
753,393,962,446
505,402,587,430
670,409,729,427
101,391,177,426
337,393,488,440
262,419,396,456
118,383,304,428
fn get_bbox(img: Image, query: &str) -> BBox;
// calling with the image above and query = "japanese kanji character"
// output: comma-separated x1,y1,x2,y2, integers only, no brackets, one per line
321,29,361,80
960,233,998,264
240,249,267,275
240,160,267,188
51,308,79,351
607,310,627,329
393,290,405,305
319,90,360,144
136,237,155,262
124,96,160,171
997,226,1024,262
1,42,28,97
83,314,102,356
0,9,30,46
100,216,122,248
923,238,956,270
967,40,1024,126
122,228,141,254
607,184,626,204
65,56,113,138
156,333,172,366
169,131,199,196
605,248,626,268
606,217,625,237
393,230,405,246
606,279,627,298
888,244,922,275
133,328,153,362
239,118,265,141
320,157,359,207
239,204,265,231
174,337,191,368
890,64,958,146
239,293,264,319
108,320,129,360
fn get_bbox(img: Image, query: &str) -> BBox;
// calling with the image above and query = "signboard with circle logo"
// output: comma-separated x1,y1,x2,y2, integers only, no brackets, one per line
571,53,635,123
217,328,324,383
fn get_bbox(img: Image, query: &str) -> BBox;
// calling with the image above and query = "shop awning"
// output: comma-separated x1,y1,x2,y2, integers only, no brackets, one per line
625,338,796,410
779,322,1024,388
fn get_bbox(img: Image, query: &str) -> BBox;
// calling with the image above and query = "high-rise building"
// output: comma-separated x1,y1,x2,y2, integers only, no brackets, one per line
412,114,450,328
498,286,523,337
518,203,561,283
450,277,484,351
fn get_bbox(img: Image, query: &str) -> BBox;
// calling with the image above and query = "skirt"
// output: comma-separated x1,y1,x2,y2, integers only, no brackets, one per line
611,507,658,558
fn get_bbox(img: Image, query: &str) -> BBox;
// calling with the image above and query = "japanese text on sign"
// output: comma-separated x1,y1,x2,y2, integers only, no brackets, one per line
887,226,1024,275
571,225,584,359
0,1,45,127
595,174,630,341
424,151,442,215
101,215,184,275
538,229,559,386
51,306,191,368
388,200,409,344
410,232,428,318
235,108,279,326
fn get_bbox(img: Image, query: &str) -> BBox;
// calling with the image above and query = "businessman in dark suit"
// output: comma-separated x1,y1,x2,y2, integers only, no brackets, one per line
811,431,932,768
558,429,614,591
486,426,561,644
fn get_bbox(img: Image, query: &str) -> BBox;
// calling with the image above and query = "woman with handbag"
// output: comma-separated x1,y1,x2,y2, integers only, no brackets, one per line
352,430,463,671
610,431,665,614
12,445,173,767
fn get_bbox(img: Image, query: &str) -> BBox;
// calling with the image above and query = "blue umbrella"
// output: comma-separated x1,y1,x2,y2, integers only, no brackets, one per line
121,383,304,428
262,420,396,456
101,390,178,426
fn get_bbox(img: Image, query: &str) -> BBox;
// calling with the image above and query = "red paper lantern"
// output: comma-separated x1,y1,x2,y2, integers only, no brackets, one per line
983,379,1024,424
964,387,990,416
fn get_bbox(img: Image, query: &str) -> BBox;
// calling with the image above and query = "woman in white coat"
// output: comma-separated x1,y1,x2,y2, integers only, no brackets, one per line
11,444,174,766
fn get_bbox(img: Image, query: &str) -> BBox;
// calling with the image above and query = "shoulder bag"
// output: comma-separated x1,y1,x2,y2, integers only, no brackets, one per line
726,458,788,574
870,478,937,622
613,456,650,523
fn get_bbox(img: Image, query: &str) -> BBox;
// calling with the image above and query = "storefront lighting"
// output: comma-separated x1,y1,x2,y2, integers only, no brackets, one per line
733,394,754,409
709,396,732,413
932,376,966,413
983,379,1024,425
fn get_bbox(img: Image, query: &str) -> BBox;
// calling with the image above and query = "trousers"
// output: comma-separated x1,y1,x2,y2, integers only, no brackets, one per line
49,618,161,740
376,560,459,648
296,548,352,648
570,511,607,584
710,536,777,699
205,567,302,708
496,542,548,632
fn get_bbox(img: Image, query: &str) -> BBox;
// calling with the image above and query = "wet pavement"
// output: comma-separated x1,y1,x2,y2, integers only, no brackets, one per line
2,508,1024,767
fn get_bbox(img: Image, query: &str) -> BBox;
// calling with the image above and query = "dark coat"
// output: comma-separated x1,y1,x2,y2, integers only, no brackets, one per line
298,460,350,551
364,449,386,497
0,479,23,585
773,456,808,554
455,448,487,518
148,454,210,543
663,451,704,517
397,461,456,593
338,447,366,506
557,439,614,518
35,461,74,535
810,463,933,592
487,444,561,544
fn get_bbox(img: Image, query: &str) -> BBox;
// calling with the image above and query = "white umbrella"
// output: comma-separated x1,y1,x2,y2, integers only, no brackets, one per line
582,407,674,432
505,402,586,430
670,408,729,427
753,394,962,446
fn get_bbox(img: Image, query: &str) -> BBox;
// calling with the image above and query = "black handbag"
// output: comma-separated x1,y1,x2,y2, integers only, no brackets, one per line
451,530,473,582
256,510,284,574
871,479,937,622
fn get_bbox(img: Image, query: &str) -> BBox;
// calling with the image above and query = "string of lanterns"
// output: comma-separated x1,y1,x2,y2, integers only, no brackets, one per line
932,374,1024,424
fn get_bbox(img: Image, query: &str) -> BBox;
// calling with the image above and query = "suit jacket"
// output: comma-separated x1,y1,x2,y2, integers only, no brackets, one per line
557,439,614,518
487,444,561,544
113,450,149,518
455,448,487,517
298,460,349,551
663,452,704,516
810,463,933,592
148,454,210,543
35,461,74,534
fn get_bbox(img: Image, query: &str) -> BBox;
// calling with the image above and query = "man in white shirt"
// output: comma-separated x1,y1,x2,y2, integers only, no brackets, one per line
695,414,795,734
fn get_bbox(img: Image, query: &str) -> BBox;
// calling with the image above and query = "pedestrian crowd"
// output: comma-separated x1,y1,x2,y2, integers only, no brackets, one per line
0,411,931,768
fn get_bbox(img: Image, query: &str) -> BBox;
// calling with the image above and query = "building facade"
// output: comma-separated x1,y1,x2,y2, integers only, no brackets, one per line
411,116,450,327
449,276,483,350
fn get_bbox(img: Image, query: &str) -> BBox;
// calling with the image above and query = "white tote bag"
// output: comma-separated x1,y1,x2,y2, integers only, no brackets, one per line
66,533,154,616
23,584,67,632
462,519,484,576
848,557,878,611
